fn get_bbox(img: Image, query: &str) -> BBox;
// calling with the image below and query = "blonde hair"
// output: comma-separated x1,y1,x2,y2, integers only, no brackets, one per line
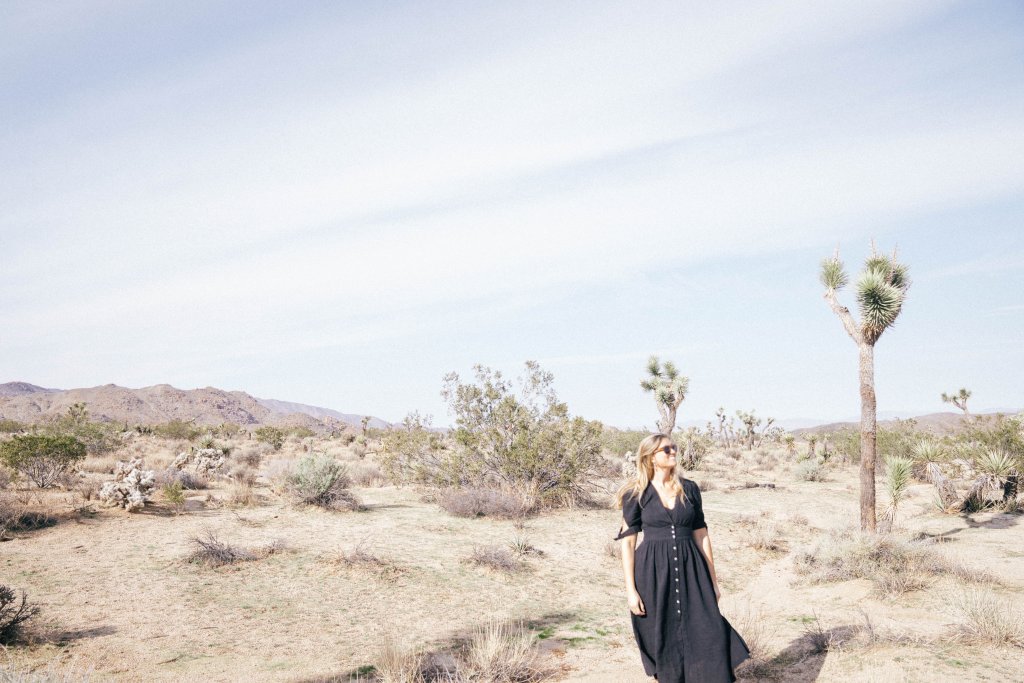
614,433,687,509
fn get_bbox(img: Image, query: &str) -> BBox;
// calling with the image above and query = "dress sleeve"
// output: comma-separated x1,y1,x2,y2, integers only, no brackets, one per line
690,481,707,530
613,491,642,541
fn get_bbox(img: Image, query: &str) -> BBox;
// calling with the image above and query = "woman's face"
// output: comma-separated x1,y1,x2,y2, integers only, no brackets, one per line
651,441,678,469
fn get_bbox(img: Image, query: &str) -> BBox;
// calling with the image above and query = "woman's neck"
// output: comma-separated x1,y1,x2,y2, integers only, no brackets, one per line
651,468,675,486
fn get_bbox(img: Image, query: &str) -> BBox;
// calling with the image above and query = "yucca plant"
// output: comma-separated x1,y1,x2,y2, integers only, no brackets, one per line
941,388,972,415
640,356,690,435
820,241,910,531
883,455,913,529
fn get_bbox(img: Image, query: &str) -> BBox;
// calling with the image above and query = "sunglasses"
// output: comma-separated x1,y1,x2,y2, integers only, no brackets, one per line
656,445,679,455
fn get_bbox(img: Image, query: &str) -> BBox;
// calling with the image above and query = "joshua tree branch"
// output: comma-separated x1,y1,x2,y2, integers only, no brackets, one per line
823,289,864,346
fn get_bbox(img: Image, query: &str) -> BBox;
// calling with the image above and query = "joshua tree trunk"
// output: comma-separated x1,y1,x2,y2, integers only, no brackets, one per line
859,343,877,532
659,406,677,435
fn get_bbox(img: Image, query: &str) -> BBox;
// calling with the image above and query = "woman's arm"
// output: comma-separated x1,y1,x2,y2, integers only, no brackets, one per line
694,528,721,602
620,532,645,615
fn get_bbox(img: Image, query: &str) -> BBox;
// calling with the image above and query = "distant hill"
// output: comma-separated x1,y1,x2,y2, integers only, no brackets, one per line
0,381,390,431
790,411,1018,437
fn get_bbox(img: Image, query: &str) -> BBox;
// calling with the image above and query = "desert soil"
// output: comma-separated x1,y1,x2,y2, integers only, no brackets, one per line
2,448,1023,682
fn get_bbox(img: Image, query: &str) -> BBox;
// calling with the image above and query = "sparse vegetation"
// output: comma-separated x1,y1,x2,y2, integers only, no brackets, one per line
469,545,525,573
254,426,285,451
0,434,87,488
640,356,690,435
0,585,39,645
949,587,1024,648
285,452,360,510
438,486,532,519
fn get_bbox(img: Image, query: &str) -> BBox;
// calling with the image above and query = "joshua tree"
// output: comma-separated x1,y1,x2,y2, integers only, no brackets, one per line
640,356,690,435
941,388,972,415
820,242,910,532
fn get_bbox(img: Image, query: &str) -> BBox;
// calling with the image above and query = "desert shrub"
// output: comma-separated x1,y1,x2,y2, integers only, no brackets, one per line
438,487,532,519
379,412,453,483
748,520,785,552
162,481,186,514
41,403,122,455
957,413,1024,456
216,422,242,438
462,619,545,682
469,545,524,573
676,427,712,469
287,426,316,439
509,533,543,557
229,464,258,486
0,585,40,644
254,426,285,451
0,468,9,489
795,459,827,482
335,539,407,579
233,446,264,468
882,455,913,527
155,468,209,490
0,420,25,434
599,427,649,458
286,453,360,510
228,482,258,507
723,448,741,461
152,420,201,441
793,529,996,596
187,529,256,567
0,434,86,488
0,495,57,535
348,460,384,487
950,587,1024,648
732,603,776,679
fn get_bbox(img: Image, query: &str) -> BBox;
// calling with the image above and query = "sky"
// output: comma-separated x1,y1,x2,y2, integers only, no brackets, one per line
2,0,1023,429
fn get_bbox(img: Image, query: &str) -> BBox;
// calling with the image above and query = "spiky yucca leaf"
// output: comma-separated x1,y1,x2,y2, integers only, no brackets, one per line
819,257,848,290
856,269,904,334
662,360,679,380
975,449,1016,478
884,455,913,524
912,440,944,463
646,356,661,377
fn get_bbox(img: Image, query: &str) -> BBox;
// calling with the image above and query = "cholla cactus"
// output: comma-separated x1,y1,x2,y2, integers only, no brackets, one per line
99,457,156,511
173,448,227,476
820,241,910,532
621,451,637,479
640,356,690,435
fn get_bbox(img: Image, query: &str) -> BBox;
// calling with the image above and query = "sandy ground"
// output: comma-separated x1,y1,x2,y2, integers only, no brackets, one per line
2,447,1023,682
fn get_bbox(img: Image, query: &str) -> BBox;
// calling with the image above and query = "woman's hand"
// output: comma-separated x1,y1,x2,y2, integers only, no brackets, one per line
628,590,646,616
714,583,721,603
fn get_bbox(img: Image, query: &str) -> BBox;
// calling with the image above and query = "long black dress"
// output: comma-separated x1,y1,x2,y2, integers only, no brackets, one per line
614,478,750,682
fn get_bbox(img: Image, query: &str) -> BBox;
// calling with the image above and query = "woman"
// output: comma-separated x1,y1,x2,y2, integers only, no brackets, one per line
614,433,749,682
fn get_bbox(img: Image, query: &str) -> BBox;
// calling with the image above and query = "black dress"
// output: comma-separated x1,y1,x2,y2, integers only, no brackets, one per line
614,478,750,682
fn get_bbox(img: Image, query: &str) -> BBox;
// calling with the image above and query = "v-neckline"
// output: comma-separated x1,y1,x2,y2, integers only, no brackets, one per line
649,482,678,511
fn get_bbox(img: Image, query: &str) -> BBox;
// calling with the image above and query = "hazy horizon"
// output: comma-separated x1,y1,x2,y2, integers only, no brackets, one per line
3,1,1023,429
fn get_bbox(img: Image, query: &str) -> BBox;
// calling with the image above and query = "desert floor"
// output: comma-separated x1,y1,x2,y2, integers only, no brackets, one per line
2,442,1023,682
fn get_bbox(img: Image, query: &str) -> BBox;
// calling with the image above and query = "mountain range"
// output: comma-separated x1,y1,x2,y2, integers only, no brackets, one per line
0,382,390,431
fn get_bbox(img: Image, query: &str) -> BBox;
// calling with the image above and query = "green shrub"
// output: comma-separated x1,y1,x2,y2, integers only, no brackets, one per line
162,481,186,515
0,419,25,434
286,453,360,510
42,403,121,455
152,420,201,441
288,426,316,439
795,459,827,482
255,426,285,451
0,435,86,488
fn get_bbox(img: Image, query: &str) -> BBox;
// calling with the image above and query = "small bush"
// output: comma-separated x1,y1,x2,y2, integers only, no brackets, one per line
233,446,264,468
228,482,258,507
438,487,532,519
229,464,258,487
254,426,285,451
0,585,40,644
0,495,57,535
155,468,209,490
469,545,524,573
152,420,201,441
0,419,25,434
335,539,407,579
286,453,360,510
793,529,997,597
0,468,10,489
162,481,186,515
462,619,545,683
509,533,543,557
187,529,256,567
950,587,1024,648
795,459,827,482
0,435,87,488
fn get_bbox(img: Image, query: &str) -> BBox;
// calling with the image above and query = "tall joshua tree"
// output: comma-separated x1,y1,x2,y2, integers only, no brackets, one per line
941,388,972,415
640,356,690,435
820,242,910,532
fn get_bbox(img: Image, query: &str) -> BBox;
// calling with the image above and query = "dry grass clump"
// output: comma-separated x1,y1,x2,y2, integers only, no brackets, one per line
731,603,776,679
227,482,259,507
0,663,93,682
468,545,525,573
438,487,532,520
334,539,407,579
154,468,209,490
0,495,57,537
509,533,543,558
366,620,547,683
793,529,997,596
604,540,621,559
186,529,284,568
794,459,827,482
348,460,386,487
949,587,1024,648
